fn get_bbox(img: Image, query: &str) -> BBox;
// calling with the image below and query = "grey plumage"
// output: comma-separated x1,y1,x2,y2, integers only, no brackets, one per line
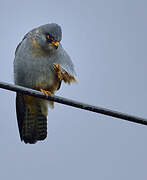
14,23,76,144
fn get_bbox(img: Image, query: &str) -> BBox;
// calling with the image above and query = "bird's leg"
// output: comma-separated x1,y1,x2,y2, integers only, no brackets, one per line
53,63,63,81
53,63,77,84
40,89,52,97
40,89,54,109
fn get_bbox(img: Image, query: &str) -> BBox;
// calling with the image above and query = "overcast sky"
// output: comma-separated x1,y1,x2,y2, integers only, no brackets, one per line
0,0,147,179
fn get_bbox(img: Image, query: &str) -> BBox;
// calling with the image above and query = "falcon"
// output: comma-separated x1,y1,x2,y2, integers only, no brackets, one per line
14,23,76,144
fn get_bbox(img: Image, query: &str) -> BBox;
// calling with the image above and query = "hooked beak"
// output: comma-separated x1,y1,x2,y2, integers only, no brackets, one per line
51,41,59,49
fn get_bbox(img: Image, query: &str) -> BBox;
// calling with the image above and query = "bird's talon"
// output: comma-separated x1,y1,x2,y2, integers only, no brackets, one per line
40,89,52,97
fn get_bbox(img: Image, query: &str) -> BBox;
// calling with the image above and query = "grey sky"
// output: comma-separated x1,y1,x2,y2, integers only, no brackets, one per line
0,0,147,179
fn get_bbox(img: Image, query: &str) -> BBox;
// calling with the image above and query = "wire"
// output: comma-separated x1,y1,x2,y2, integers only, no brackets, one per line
0,81,147,126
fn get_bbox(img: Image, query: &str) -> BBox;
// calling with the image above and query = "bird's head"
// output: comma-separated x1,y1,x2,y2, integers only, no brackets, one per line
31,23,62,55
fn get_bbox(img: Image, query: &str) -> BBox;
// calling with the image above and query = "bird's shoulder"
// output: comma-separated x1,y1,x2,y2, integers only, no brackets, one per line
15,32,31,56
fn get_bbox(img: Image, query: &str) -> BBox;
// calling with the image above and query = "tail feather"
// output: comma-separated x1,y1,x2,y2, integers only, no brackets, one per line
16,93,47,144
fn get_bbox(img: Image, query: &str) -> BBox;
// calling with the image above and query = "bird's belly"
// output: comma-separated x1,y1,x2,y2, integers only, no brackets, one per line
14,57,60,92
35,71,59,92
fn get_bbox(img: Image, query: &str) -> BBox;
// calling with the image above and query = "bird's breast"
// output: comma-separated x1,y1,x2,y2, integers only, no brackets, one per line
35,70,60,92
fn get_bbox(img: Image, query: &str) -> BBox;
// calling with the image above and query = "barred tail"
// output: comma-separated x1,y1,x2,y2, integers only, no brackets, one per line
16,93,48,144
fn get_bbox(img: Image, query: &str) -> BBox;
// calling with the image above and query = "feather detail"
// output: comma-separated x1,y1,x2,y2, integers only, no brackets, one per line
53,63,77,84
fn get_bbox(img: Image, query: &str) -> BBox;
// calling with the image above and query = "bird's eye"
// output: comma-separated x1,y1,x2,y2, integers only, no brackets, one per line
46,34,50,40
46,34,54,42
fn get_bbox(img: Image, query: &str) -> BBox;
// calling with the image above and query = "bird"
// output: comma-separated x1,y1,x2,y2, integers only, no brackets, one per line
14,23,76,144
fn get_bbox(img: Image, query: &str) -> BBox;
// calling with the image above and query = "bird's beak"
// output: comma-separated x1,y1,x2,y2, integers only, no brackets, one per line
51,41,59,49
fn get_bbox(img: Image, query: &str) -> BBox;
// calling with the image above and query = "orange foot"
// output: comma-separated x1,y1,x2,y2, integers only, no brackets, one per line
53,63,63,81
40,89,52,97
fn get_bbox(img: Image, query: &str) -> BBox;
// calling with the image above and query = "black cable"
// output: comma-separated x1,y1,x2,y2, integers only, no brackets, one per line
0,81,147,126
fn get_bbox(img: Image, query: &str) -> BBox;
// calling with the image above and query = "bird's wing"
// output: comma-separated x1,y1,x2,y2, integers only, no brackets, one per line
53,63,77,84
50,44,76,77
